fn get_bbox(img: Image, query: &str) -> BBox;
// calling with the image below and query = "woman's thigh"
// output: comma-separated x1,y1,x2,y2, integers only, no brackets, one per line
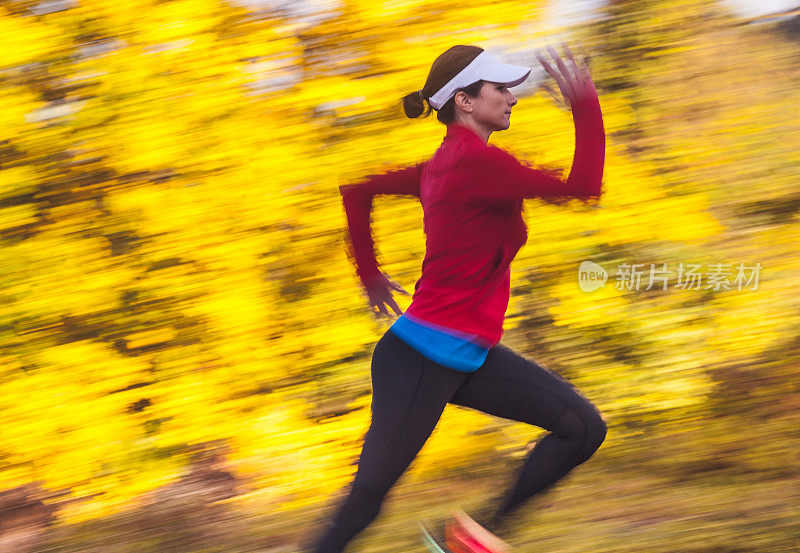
449,344,601,431
355,331,467,484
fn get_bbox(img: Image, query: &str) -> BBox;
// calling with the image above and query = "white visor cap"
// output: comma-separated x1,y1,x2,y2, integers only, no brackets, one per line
428,50,531,110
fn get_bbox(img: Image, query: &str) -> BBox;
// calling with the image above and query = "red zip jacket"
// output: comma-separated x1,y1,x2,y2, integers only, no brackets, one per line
341,95,605,347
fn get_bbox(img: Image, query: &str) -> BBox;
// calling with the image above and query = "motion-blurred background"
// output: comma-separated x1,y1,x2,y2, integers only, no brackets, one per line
0,0,798,551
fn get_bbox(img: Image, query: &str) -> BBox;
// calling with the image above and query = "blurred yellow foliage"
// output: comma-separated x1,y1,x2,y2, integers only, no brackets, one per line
0,10,64,68
0,0,797,529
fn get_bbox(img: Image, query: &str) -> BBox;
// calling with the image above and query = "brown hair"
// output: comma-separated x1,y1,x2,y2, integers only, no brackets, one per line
402,45,486,125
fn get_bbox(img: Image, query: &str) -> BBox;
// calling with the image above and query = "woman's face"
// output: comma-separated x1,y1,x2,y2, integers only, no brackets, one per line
470,81,518,132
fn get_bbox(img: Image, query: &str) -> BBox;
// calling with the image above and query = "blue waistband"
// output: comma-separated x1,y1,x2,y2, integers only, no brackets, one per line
388,313,490,372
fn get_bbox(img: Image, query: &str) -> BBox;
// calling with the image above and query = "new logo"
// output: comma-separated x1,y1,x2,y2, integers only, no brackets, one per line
578,260,608,292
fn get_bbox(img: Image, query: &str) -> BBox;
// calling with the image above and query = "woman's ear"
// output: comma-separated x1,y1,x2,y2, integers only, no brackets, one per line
454,91,473,113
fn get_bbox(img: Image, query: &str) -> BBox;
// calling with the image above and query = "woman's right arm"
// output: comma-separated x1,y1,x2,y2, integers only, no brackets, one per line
463,46,605,204
340,163,424,316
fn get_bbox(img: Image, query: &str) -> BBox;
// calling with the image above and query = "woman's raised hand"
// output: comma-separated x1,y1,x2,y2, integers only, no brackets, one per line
363,271,409,320
535,44,597,109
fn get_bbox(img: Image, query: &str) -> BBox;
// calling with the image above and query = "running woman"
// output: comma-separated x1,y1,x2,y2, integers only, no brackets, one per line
307,44,607,553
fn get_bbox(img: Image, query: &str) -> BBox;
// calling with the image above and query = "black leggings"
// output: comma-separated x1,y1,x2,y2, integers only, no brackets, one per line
311,330,607,553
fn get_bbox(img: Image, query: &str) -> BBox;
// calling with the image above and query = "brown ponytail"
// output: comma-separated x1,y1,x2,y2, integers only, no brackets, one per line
402,45,486,124
402,89,431,119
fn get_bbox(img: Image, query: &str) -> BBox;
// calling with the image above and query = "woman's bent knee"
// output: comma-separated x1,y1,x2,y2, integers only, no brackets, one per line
577,407,607,464
556,402,607,464
587,409,607,451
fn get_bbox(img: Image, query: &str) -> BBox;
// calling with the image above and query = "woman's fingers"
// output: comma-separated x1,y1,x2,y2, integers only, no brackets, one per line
535,51,557,82
537,49,573,105
535,51,567,97
372,299,401,319
372,301,389,318
538,44,597,106
547,46,577,99
564,44,592,98
572,39,592,73
366,282,404,319
387,278,410,296
564,44,581,80
386,296,403,317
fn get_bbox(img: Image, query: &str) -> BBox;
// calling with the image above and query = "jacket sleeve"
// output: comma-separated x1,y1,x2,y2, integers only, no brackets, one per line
463,95,605,203
339,163,424,285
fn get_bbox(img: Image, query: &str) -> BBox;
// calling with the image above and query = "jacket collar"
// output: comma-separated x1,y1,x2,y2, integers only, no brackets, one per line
444,122,486,146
